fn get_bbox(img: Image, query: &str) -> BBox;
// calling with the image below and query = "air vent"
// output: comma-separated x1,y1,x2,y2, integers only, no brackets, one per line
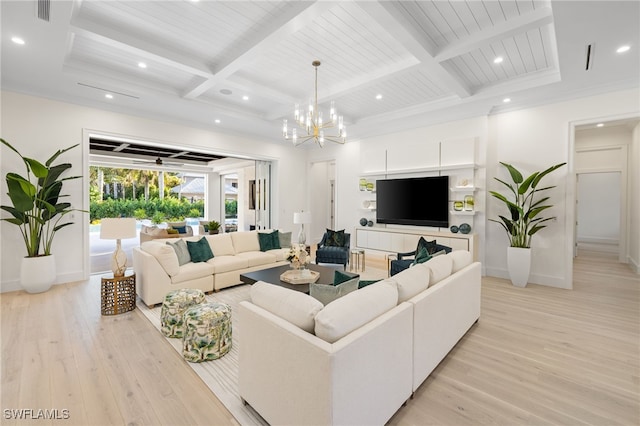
37,0,50,22
585,44,594,71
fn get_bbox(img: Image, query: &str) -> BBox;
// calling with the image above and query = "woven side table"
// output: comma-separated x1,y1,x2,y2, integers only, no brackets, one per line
101,273,136,315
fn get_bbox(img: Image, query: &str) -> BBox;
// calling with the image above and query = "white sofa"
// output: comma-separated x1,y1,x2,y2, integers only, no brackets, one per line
238,250,481,426
132,231,289,307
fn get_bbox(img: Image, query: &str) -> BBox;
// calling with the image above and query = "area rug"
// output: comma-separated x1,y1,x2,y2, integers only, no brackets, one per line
137,285,267,426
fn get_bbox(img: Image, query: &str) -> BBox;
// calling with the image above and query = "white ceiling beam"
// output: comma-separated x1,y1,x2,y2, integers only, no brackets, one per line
69,16,214,78
183,1,337,99
435,7,554,62
360,1,472,98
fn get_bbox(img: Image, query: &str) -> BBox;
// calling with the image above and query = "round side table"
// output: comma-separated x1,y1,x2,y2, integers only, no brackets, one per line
101,273,136,315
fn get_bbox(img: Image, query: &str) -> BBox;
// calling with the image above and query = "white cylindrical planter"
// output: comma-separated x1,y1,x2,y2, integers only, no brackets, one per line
20,255,56,293
507,247,531,288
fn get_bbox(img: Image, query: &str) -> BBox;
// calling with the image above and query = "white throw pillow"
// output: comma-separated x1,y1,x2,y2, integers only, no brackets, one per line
314,280,398,343
250,281,323,333
424,254,453,285
141,242,179,276
206,234,235,256
231,231,260,253
393,263,430,302
448,250,472,273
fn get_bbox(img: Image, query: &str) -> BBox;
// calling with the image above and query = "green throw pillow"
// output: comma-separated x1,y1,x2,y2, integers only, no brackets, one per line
358,279,381,289
310,278,359,306
166,239,191,266
333,270,354,286
186,237,214,262
412,246,432,266
325,228,346,247
258,230,280,251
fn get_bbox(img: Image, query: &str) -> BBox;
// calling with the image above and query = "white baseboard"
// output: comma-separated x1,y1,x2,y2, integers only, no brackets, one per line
0,271,86,293
484,267,570,289
628,256,640,274
577,236,619,245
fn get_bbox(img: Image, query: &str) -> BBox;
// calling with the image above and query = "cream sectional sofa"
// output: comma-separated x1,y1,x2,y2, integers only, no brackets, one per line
238,250,481,426
132,231,289,307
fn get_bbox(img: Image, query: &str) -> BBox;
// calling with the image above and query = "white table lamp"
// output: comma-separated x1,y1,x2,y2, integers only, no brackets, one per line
100,218,137,277
293,211,312,245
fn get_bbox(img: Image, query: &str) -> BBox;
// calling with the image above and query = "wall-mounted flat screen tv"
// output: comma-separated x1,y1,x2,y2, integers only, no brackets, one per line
376,176,449,227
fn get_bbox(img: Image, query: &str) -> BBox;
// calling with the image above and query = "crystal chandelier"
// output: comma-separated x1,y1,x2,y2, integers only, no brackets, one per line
282,60,346,147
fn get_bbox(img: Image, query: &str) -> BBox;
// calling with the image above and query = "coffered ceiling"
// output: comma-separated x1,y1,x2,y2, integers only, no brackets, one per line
1,0,639,146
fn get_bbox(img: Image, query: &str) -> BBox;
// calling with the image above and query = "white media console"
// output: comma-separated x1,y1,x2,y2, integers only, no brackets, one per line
355,226,477,261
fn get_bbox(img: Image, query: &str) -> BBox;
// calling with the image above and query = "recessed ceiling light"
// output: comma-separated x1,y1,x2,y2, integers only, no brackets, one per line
375,94,383,100
220,89,232,95
596,123,604,127
242,95,249,101
616,45,630,53
503,98,511,103
214,119,221,124
138,62,147,68
11,36,25,45
493,56,504,64
105,94,113,99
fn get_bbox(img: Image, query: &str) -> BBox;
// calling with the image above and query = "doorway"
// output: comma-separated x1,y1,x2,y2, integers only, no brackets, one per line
576,172,621,254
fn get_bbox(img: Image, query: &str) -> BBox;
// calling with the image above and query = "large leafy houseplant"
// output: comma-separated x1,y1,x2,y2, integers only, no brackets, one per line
489,161,566,248
1,138,82,257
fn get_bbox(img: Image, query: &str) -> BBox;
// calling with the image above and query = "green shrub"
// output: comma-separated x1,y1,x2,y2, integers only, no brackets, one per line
133,208,147,220
151,211,165,224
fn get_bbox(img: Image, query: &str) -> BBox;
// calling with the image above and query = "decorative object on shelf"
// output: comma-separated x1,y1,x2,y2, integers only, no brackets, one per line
457,178,472,187
359,178,367,191
287,244,310,270
0,139,84,293
359,217,368,226
459,223,471,234
366,182,374,191
293,211,311,245
282,60,346,147
453,201,464,211
464,195,474,211
101,217,137,277
450,225,459,233
489,161,566,287
367,220,374,227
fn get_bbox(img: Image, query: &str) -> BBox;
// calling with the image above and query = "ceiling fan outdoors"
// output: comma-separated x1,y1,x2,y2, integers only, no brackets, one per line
132,156,183,167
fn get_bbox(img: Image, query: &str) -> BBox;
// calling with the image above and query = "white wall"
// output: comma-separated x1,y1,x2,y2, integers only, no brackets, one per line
308,116,488,264
1,91,307,292
630,123,640,272
486,89,640,288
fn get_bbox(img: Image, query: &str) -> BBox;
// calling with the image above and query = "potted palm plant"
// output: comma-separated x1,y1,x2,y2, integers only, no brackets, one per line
1,138,83,293
489,161,566,287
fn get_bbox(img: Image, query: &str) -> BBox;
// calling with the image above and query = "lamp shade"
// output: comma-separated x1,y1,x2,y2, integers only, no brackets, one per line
293,211,312,224
100,218,137,240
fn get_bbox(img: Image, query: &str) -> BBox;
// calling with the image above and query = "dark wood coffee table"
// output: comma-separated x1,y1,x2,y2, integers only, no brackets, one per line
240,264,358,293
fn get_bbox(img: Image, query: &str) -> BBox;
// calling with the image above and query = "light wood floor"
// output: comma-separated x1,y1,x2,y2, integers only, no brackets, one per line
1,251,638,425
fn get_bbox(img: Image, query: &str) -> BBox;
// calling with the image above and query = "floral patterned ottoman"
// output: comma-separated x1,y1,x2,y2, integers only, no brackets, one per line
160,288,206,338
182,302,232,363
